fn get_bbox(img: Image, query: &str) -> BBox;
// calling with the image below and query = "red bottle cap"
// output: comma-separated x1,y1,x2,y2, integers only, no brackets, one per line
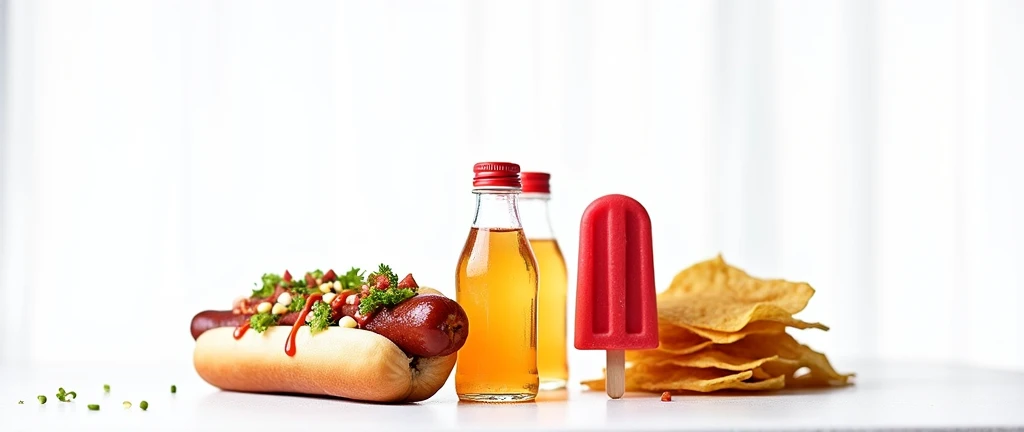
473,162,521,189
520,172,551,194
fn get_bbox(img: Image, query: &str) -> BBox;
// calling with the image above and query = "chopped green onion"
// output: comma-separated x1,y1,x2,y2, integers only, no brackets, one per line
123,401,131,409
170,385,176,393
55,387,75,402
87,404,100,411
37,395,46,404
103,384,110,393
139,400,149,411
18,400,24,404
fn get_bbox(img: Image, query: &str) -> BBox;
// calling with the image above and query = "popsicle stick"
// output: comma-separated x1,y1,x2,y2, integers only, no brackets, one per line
606,350,625,399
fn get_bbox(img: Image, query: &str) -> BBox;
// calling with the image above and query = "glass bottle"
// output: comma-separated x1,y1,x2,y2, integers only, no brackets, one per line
518,172,569,391
455,162,540,402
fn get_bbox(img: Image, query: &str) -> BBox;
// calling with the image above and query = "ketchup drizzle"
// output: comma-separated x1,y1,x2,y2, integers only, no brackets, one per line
232,320,251,340
285,293,323,357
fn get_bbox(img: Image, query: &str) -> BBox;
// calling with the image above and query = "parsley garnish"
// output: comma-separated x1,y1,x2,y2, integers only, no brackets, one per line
359,286,416,315
252,273,282,298
360,264,419,313
339,267,366,290
358,264,417,315
249,312,279,333
308,301,334,334
287,294,307,313
287,278,311,296
311,269,324,281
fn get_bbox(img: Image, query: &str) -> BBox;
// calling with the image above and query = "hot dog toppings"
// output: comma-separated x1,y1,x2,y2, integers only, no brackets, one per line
252,272,309,299
249,311,279,333
308,301,333,334
239,263,420,337
359,264,418,316
337,267,368,291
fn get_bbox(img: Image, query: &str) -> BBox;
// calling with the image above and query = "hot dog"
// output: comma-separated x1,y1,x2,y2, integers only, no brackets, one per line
192,291,467,358
192,265,469,403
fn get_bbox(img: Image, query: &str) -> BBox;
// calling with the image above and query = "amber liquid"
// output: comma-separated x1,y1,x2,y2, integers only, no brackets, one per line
530,238,569,390
455,227,539,402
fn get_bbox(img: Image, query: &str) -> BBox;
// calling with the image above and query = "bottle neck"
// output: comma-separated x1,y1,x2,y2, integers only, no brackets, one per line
518,193,555,239
472,189,524,229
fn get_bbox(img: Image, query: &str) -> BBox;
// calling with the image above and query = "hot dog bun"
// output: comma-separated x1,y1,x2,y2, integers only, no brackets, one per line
194,326,456,403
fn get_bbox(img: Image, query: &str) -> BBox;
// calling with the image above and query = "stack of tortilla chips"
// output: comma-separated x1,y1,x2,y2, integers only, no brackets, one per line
583,255,853,393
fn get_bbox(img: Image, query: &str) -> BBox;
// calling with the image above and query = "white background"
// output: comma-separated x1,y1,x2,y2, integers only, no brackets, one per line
1,0,1022,386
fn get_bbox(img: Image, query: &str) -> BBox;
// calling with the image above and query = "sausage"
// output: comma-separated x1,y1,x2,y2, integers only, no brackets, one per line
364,294,468,358
191,310,245,340
191,310,301,340
190,293,469,358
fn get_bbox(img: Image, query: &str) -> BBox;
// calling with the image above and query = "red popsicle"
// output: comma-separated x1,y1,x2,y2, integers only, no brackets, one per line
575,194,659,399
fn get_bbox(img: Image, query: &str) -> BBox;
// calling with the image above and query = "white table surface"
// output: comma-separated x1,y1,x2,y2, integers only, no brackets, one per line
3,359,1023,431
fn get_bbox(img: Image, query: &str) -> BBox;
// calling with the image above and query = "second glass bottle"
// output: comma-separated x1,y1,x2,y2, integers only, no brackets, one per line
519,172,569,390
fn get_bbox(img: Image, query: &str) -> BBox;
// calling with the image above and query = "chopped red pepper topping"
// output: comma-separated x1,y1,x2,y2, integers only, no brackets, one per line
397,273,418,289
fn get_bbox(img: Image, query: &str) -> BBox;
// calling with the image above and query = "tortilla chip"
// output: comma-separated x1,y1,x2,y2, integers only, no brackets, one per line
718,332,854,386
658,295,829,333
582,365,786,393
654,323,716,354
750,367,775,380
658,341,714,356
674,320,785,344
655,320,823,350
658,255,821,332
663,255,816,313
628,348,781,372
